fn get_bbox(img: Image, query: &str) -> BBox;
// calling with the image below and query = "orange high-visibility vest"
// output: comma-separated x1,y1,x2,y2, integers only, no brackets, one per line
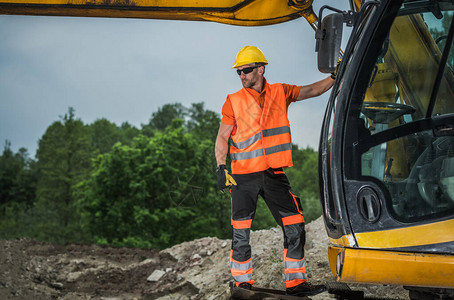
228,83,293,174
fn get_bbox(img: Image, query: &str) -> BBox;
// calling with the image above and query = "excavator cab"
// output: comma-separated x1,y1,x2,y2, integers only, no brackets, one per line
319,0,454,297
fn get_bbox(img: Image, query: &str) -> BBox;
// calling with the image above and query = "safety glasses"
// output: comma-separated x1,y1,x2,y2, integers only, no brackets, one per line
236,65,260,75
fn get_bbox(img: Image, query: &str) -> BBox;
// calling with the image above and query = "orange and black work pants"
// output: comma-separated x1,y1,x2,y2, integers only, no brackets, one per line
229,168,307,288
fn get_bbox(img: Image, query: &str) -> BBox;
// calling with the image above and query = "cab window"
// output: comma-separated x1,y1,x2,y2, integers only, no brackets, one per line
357,3,454,222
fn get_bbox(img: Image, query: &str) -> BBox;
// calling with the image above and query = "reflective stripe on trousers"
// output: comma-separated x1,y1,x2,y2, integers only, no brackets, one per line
284,248,307,288
282,210,307,288
230,218,253,283
230,250,253,282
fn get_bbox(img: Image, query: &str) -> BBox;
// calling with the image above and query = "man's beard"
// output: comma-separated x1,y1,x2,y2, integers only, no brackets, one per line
242,78,255,88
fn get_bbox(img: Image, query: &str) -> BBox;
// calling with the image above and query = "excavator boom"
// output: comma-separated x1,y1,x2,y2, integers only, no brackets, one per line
0,0,317,26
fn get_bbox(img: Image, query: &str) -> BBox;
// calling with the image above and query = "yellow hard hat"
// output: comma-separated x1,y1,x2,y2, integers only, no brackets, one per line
232,46,268,68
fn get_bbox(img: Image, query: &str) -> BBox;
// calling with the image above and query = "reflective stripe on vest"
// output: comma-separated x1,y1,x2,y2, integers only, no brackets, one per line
230,132,262,150
264,142,292,155
230,149,264,161
228,83,293,174
263,125,291,137
230,125,290,150
230,142,292,160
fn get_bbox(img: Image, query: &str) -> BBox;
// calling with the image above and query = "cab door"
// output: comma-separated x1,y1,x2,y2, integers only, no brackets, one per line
320,0,454,253
341,0,454,253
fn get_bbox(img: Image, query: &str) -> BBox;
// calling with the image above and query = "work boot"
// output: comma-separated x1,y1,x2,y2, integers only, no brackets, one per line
238,282,252,290
286,281,326,296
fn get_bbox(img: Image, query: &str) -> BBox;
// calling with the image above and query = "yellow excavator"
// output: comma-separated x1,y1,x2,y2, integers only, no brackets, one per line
2,0,454,299
0,0,318,26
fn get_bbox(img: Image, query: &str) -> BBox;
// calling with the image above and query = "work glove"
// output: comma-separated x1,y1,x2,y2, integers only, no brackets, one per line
217,164,237,192
331,57,342,79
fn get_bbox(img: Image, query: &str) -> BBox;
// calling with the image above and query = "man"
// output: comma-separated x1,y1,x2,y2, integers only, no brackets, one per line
215,46,336,296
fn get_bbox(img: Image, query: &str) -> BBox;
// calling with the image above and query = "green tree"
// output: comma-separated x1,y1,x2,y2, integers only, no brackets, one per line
89,119,141,155
78,119,224,249
141,103,186,136
0,142,38,238
118,122,140,145
187,102,221,141
0,141,36,207
34,107,92,243
89,118,121,155
0,102,321,248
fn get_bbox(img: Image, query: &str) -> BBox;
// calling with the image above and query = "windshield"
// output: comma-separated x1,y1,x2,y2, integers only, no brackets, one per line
355,1,454,222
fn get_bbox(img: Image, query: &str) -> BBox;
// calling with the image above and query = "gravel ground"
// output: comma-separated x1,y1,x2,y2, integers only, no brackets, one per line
0,217,410,299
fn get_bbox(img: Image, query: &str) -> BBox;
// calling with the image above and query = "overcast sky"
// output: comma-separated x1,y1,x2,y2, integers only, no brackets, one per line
0,1,350,158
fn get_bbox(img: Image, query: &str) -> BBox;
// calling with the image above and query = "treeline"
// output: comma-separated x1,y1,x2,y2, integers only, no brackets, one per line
0,103,321,249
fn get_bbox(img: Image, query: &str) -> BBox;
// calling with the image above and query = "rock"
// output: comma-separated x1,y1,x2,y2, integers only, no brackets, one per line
49,282,64,289
147,270,166,282
156,295,189,300
170,280,199,296
138,258,156,266
159,250,179,264
66,271,83,282
200,257,214,268
221,241,227,248
200,238,211,247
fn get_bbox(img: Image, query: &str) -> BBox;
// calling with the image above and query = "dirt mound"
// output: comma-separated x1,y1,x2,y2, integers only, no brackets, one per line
0,217,409,299
0,239,160,299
